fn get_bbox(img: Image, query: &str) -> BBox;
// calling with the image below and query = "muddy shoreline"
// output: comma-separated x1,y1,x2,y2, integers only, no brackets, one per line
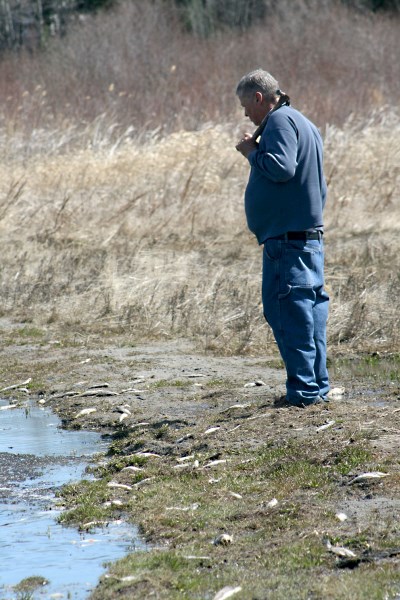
1,323,400,599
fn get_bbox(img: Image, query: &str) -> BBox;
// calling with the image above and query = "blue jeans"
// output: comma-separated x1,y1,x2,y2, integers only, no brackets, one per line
262,237,330,406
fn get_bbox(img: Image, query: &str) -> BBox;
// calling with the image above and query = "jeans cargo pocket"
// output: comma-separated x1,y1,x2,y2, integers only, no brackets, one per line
283,240,324,288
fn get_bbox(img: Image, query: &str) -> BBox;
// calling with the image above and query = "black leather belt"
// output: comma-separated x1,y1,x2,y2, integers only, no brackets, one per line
272,231,323,241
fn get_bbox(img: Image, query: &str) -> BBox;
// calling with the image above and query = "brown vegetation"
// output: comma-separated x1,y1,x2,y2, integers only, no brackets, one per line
0,0,399,131
0,0,399,355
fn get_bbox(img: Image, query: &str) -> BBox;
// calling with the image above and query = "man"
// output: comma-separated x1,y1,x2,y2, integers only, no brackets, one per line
235,69,329,407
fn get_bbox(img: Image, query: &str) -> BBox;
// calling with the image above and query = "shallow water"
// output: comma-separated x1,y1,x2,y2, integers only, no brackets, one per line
0,400,144,599
330,354,400,383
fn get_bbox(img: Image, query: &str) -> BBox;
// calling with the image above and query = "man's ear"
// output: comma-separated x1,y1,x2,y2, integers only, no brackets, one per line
255,91,263,104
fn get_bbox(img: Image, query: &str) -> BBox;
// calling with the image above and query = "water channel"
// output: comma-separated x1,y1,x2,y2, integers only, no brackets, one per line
0,399,144,599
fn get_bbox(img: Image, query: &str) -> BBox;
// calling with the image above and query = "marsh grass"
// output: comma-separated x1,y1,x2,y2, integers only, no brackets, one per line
57,479,112,526
0,2,399,356
0,109,398,355
331,354,400,383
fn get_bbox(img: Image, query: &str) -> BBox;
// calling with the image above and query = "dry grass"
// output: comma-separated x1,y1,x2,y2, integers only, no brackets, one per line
324,109,400,349
0,1,398,354
0,107,398,354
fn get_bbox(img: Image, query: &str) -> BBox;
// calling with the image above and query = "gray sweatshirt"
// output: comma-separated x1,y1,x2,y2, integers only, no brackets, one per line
245,105,327,244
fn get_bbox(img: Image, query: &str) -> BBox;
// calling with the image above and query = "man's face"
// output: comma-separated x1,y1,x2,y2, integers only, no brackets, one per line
239,91,270,126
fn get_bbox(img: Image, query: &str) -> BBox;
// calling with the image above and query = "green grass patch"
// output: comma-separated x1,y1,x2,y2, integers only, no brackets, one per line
269,459,331,489
15,326,45,338
94,454,147,474
331,353,400,383
13,576,49,595
151,379,188,389
334,445,372,475
57,479,111,527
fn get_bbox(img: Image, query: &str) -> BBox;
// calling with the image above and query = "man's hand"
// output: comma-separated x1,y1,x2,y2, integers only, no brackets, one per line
235,133,258,158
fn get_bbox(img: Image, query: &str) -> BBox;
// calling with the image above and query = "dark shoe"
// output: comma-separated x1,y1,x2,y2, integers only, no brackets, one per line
273,395,322,408
301,396,322,407
273,395,306,409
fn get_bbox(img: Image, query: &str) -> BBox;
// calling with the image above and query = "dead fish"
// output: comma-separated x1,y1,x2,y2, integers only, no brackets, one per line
0,404,18,410
133,477,154,488
121,466,144,473
244,380,266,388
0,378,32,392
227,425,242,433
103,500,124,507
223,403,251,412
203,459,228,469
80,390,119,397
204,426,221,435
107,482,133,491
115,405,131,415
80,520,108,530
348,472,388,485
187,373,205,378
246,413,271,421
213,586,242,600
166,503,199,512
74,408,97,418
228,492,242,499
327,387,345,399
53,391,78,398
176,455,195,463
176,433,194,443
326,540,356,558
130,422,150,429
213,533,233,546
120,388,145,394
119,413,129,423
316,420,336,432
134,452,161,458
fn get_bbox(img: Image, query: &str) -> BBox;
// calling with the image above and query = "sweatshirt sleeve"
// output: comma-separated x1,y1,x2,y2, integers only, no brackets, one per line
248,115,298,183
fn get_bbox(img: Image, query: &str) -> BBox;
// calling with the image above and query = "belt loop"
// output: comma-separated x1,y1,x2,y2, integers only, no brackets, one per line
283,233,288,242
